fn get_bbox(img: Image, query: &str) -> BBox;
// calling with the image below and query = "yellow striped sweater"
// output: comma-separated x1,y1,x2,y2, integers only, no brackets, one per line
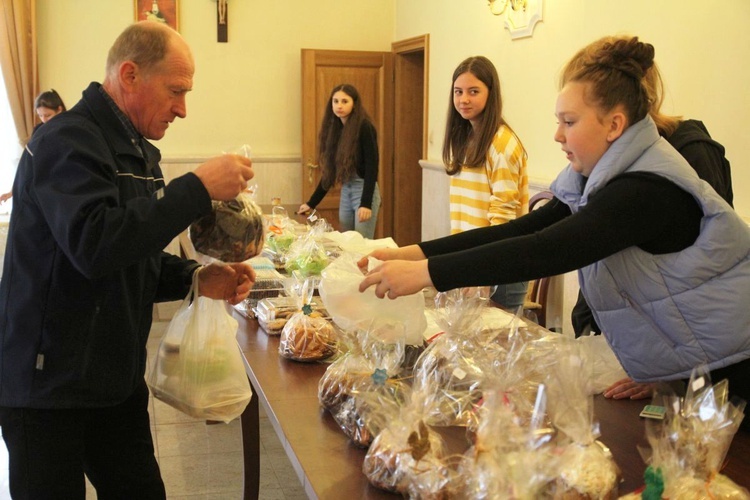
449,125,528,233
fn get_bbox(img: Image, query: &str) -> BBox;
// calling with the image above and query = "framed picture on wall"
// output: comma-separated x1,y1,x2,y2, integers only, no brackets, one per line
134,0,179,32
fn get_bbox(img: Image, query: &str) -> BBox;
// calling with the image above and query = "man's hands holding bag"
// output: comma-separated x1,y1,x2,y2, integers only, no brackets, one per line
198,263,255,305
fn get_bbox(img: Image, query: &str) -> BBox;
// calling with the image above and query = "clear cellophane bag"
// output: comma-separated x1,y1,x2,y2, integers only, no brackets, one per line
636,366,748,499
318,320,409,447
412,287,493,427
544,337,621,499
278,273,336,362
362,388,455,497
458,322,559,498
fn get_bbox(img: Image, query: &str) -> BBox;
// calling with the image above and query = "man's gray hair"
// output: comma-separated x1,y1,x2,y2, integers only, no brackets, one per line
105,22,172,78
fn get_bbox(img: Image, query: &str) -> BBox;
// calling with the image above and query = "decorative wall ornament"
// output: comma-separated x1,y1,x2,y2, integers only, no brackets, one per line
213,0,228,42
487,0,543,40
135,0,179,32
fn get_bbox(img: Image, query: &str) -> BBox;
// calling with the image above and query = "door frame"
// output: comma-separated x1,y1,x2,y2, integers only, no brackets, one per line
300,49,393,238
392,34,429,159
390,34,429,246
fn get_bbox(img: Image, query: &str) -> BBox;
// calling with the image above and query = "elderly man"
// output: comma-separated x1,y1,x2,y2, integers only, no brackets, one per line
0,21,254,498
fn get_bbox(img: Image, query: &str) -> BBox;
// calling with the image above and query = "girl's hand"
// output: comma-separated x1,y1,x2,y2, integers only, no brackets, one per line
358,259,432,299
358,207,372,222
603,377,656,400
355,245,426,273
297,203,311,215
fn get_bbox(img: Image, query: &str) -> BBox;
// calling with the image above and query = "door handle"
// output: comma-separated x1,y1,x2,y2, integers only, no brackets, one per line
306,160,319,185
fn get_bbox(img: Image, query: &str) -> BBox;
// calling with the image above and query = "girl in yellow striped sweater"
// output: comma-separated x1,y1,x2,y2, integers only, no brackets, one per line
442,55,529,310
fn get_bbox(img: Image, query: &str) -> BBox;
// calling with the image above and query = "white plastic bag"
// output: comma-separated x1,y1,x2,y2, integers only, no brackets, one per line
147,271,252,423
318,253,427,346
576,334,628,395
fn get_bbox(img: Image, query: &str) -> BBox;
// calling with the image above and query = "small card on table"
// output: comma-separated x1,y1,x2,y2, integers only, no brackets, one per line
639,404,666,420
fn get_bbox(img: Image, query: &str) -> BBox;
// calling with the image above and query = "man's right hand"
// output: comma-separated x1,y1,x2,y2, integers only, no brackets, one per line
193,154,254,201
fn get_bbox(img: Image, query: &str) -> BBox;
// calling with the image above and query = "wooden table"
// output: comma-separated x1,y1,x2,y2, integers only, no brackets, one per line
235,211,750,499
235,314,750,499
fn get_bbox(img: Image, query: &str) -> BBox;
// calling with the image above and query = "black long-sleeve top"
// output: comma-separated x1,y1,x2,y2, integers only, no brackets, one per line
307,120,379,209
420,172,703,291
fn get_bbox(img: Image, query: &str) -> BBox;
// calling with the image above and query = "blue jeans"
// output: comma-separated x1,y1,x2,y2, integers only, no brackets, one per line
339,178,381,239
491,281,528,311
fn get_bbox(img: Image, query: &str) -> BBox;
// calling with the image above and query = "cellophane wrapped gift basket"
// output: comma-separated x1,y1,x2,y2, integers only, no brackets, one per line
621,366,748,499
544,338,621,499
284,218,332,278
278,273,336,362
318,320,409,448
362,388,455,497
412,287,494,428
189,189,265,263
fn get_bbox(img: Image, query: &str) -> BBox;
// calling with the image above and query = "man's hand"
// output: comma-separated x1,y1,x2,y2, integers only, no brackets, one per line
358,259,432,299
198,262,255,305
193,154,254,201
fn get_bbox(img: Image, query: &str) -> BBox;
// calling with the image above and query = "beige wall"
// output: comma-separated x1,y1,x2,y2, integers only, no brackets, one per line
36,0,396,158
396,0,750,219
32,1,750,334
392,0,750,334
36,0,749,216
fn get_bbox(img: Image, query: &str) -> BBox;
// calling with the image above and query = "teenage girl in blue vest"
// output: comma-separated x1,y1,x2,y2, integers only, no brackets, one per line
357,37,750,415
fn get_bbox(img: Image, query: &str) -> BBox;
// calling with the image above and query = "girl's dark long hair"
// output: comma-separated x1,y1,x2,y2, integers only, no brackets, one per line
318,84,372,189
34,89,67,112
442,56,506,175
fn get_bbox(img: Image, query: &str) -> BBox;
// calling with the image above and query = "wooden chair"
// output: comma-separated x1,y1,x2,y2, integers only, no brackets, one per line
528,190,554,211
522,273,552,327
522,190,555,327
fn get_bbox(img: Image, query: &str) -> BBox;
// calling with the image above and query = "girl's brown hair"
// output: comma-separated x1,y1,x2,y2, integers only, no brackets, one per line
560,36,656,128
562,35,681,137
317,84,374,190
442,56,519,175
34,89,66,112
642,59,681,138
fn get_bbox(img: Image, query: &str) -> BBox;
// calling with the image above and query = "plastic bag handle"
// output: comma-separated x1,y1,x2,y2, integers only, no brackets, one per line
189,266,203,302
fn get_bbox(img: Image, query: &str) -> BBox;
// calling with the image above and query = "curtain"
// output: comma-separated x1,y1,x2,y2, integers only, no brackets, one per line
0,0,36,146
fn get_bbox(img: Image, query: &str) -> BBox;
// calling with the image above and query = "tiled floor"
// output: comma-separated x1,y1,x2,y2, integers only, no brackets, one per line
0,319,307,499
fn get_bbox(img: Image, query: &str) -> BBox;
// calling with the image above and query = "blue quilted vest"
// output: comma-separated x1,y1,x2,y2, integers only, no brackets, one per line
551,116,750,382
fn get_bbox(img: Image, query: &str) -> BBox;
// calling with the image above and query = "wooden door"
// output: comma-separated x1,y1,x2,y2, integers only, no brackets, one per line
301,49,393,237
392,35,428,246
